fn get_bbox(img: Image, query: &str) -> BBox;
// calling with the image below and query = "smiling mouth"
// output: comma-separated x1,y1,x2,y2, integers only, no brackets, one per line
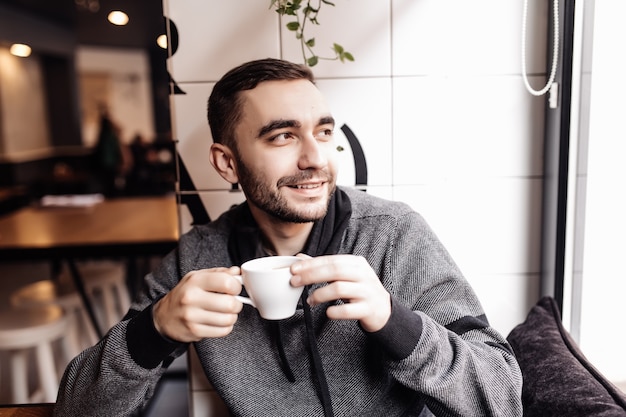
288,183,323,189
279,170,331,190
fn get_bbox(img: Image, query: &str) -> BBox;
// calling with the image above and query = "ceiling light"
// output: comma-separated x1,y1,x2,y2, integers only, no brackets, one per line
156,34,168,49
107,10,129,26
9,43,32,57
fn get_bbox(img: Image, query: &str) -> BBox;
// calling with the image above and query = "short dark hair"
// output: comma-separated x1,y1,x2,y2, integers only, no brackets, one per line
207,58,315,149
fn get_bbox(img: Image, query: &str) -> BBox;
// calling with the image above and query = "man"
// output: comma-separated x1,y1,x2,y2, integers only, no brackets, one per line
55,58,522,416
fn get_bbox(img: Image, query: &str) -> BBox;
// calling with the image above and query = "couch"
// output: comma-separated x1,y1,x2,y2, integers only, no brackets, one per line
507,296,626,416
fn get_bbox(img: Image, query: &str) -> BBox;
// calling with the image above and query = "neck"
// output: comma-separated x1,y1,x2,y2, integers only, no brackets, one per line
249,206,313,256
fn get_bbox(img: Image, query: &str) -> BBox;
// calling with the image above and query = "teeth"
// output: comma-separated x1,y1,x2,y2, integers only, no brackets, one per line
295,184,319,189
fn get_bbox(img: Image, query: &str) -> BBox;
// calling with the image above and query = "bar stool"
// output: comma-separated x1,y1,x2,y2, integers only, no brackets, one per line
10,280,98,360
0,305,69,403
79,261,131,331
11,260,131,343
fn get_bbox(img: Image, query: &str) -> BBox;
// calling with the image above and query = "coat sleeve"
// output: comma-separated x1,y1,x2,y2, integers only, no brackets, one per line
365,210,523,417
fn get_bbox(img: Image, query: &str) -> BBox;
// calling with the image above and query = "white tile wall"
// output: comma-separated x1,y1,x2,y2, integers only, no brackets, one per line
391,0,548,76
165,0,280,83
178,190,246,234
171,82,225,191
392,75,545,183
471,272,541,336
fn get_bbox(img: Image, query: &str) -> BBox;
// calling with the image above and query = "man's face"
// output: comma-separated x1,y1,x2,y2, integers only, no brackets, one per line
232,79,338,223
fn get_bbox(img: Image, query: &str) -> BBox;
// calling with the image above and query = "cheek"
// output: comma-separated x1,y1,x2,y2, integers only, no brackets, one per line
245,155,283,183
324,144,340,174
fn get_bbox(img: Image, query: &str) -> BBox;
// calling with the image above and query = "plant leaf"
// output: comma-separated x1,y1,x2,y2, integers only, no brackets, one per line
270,0,354,67
286,21,300,31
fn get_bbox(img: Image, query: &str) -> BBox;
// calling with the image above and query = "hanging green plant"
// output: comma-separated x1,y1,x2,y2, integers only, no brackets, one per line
270,0,354,67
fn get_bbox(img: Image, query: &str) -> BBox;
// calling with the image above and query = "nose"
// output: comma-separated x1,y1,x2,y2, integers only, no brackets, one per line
297,135,327,170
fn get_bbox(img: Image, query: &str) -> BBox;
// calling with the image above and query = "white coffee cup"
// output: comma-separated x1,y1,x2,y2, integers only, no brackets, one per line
234,255,304,320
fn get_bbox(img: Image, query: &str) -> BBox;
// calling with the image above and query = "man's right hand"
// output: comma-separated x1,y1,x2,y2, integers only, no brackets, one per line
152,266,244,342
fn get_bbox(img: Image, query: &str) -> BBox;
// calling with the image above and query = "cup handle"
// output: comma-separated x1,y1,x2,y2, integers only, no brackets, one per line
233,275,255,307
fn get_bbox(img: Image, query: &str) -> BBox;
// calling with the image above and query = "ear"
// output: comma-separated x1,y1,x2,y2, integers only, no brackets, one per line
209,143,239,184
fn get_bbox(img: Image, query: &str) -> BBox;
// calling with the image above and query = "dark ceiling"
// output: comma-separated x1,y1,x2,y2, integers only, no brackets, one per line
0,0,165,50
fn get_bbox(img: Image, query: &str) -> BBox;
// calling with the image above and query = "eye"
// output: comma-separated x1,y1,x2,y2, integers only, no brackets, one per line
269,132,296,143
316,128,334,141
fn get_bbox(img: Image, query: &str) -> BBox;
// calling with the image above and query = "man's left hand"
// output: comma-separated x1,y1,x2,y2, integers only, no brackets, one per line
290,254,391,332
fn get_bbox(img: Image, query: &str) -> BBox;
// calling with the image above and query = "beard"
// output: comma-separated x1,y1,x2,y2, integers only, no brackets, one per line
236,157,336,223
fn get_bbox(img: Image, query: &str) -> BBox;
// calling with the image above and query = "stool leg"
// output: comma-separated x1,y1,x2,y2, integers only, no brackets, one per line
114,281,131,317
76,305,99,347
59,313,81,364
68,260,104,338
35,342,60,402
102,286,118,330
10,350,29,404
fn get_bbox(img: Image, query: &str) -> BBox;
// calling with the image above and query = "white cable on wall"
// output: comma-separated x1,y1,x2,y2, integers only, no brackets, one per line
522,0,559,96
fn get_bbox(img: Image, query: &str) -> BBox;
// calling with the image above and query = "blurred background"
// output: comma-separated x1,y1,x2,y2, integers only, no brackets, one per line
0,0,175,202
0,0,624,413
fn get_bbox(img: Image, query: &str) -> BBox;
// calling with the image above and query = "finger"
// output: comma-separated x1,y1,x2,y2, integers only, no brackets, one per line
185,306,240,329
307,281,364,306
185,267,242,295
191,266,239,275
186,323,235,339
289,254,311,286
179,311,238,339
324,301,370,322
292,255,370,286
189,290,244,314
154,291,240,341
325,293,391,332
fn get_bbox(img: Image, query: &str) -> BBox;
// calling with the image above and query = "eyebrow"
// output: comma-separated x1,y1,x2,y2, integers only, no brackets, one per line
257,115,335,138
257,119,300,138
319,116,336,127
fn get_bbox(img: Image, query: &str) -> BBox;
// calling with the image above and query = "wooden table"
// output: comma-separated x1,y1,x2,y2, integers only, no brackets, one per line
0,195,180,337
0,195,179,259
0,403,54,417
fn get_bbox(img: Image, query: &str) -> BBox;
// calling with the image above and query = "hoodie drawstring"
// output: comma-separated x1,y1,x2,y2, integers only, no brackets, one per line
273,287,334,416
301,287,334,417
273,322,296,382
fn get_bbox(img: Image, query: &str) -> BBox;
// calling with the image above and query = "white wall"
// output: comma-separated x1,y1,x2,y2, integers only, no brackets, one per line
0,48,51,160
164,0,548,337
76,46,155,147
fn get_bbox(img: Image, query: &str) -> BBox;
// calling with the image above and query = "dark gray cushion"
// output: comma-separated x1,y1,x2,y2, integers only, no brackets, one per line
507,296,626,416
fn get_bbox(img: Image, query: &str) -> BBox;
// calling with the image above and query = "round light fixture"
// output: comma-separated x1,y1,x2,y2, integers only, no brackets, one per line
10,43,32,57
157,34,168,49
107,10,129,26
